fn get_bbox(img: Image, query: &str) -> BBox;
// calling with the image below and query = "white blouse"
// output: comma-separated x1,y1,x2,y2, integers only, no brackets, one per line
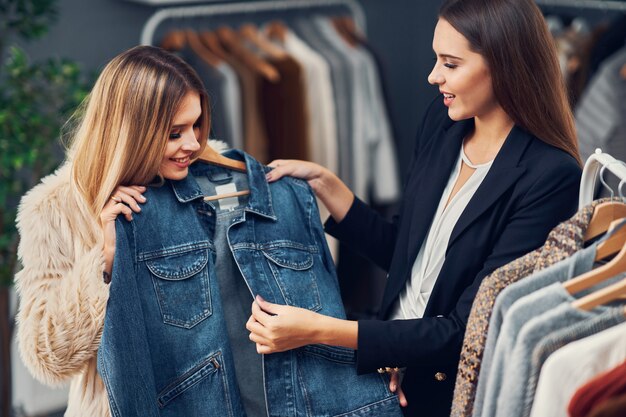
391,144,493,320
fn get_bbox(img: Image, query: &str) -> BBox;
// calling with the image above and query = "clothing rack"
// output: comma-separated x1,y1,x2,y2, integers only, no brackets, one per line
140,0,366,46
579,149,626,208
536,0,626,11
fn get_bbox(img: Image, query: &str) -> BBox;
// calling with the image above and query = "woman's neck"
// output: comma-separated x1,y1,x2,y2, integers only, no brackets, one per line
464,106,514,164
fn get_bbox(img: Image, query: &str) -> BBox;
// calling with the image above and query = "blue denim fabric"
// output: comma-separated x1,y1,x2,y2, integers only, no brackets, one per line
98,150,402,417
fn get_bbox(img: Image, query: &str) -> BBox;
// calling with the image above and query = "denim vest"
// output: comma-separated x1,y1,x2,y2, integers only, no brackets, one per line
97,150,402,417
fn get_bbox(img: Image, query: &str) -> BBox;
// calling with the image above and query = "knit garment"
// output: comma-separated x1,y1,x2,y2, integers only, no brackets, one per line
450,200,603,417
528,308,626,417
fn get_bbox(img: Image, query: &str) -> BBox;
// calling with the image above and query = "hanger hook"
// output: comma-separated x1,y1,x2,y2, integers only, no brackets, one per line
615,160,626,202
599,162,616,201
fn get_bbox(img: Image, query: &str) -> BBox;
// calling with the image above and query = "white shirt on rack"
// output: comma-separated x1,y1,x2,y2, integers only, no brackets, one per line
391,144,493,320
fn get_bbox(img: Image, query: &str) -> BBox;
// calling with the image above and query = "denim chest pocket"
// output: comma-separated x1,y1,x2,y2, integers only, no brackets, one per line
146,246,212,329
262,246,321,312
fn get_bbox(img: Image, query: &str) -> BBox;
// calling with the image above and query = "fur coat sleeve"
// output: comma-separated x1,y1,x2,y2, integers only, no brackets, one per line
14,164,110,386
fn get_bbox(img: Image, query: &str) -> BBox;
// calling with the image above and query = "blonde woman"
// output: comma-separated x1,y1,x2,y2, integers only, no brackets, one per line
15,46,402,417
15,46,210,416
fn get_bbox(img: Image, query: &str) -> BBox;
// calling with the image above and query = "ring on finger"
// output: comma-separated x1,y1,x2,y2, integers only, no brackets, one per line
110,195,122,203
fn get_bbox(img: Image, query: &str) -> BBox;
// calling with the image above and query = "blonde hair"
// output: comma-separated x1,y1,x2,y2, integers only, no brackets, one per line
67,45,210,219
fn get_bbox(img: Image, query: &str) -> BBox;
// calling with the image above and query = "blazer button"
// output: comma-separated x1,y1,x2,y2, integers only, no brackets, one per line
434,372,447,382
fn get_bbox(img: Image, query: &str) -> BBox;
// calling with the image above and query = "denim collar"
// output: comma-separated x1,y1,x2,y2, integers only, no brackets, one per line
169,149,277,220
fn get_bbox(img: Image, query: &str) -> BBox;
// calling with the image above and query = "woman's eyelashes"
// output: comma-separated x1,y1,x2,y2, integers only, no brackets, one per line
433,56,458,69
169,123,200,140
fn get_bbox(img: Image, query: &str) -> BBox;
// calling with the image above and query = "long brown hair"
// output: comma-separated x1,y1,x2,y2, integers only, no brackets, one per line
439,0,582,166
68,45,211,218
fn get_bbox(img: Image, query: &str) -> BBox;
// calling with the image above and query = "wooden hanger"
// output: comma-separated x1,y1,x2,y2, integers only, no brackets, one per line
331,17,358,48
215,26,280,82
160,30,187,51
200,30,228,60
197,145,246,172
573,275,626,311
584,201,626,241
197,146,250,201
565,218,626,295
185,30,221,67
239,23,287,60
338,16,366,44
266,20,288,44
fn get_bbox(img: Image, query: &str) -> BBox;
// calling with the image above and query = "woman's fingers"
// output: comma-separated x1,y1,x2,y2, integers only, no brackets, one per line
389,371,408,407
113,190,142,212
251,299,274,325
265,159,323,183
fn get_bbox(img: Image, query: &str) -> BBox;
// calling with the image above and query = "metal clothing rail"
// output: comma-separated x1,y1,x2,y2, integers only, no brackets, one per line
140,0,366,46
579,149,626,209
536,0,626,11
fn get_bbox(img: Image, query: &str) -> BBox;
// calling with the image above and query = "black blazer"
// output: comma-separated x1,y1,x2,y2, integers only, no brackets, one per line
326,97,581,417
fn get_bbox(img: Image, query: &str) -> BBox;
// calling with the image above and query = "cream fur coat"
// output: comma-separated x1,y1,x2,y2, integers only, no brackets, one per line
15,141,228,416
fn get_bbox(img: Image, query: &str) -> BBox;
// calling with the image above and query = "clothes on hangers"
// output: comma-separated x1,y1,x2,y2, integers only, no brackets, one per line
576,46,626,195
451,200,603,417
276,28,338,175
292,17,355,189
527,307,626,417
260,54,310,161
476,238,626,417
530,322,626,417
182,49,243,149
495,296,622,417
215,40,271,163
311,16,400,203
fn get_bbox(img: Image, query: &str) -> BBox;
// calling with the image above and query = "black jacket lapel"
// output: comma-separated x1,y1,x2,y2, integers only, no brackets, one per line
447,126,532,247
405,119,471,265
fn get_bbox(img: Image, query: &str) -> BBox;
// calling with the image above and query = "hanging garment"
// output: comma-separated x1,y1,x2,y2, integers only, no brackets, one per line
278,28,338,176
451,200,602,417
530,322,626,417
527,308,626,417
576,47,626,198
260,55,310,162
181,48,243,148
313,17,400,204
221,49,270,163
274,27,340,260
569,359,626,417
495,299,623,417
97,150,403,417
292,18,355,189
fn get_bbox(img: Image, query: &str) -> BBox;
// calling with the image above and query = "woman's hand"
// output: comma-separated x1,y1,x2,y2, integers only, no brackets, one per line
100,185,147,275
246,295,321,354
266,159,330,192
266,160,354,223
389,370,408,407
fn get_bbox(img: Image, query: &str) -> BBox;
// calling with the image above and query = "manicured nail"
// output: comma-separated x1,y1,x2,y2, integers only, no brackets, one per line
391,384,396,391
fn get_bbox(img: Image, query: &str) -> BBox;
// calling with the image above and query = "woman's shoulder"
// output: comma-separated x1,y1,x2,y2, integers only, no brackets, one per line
521,133,582,176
